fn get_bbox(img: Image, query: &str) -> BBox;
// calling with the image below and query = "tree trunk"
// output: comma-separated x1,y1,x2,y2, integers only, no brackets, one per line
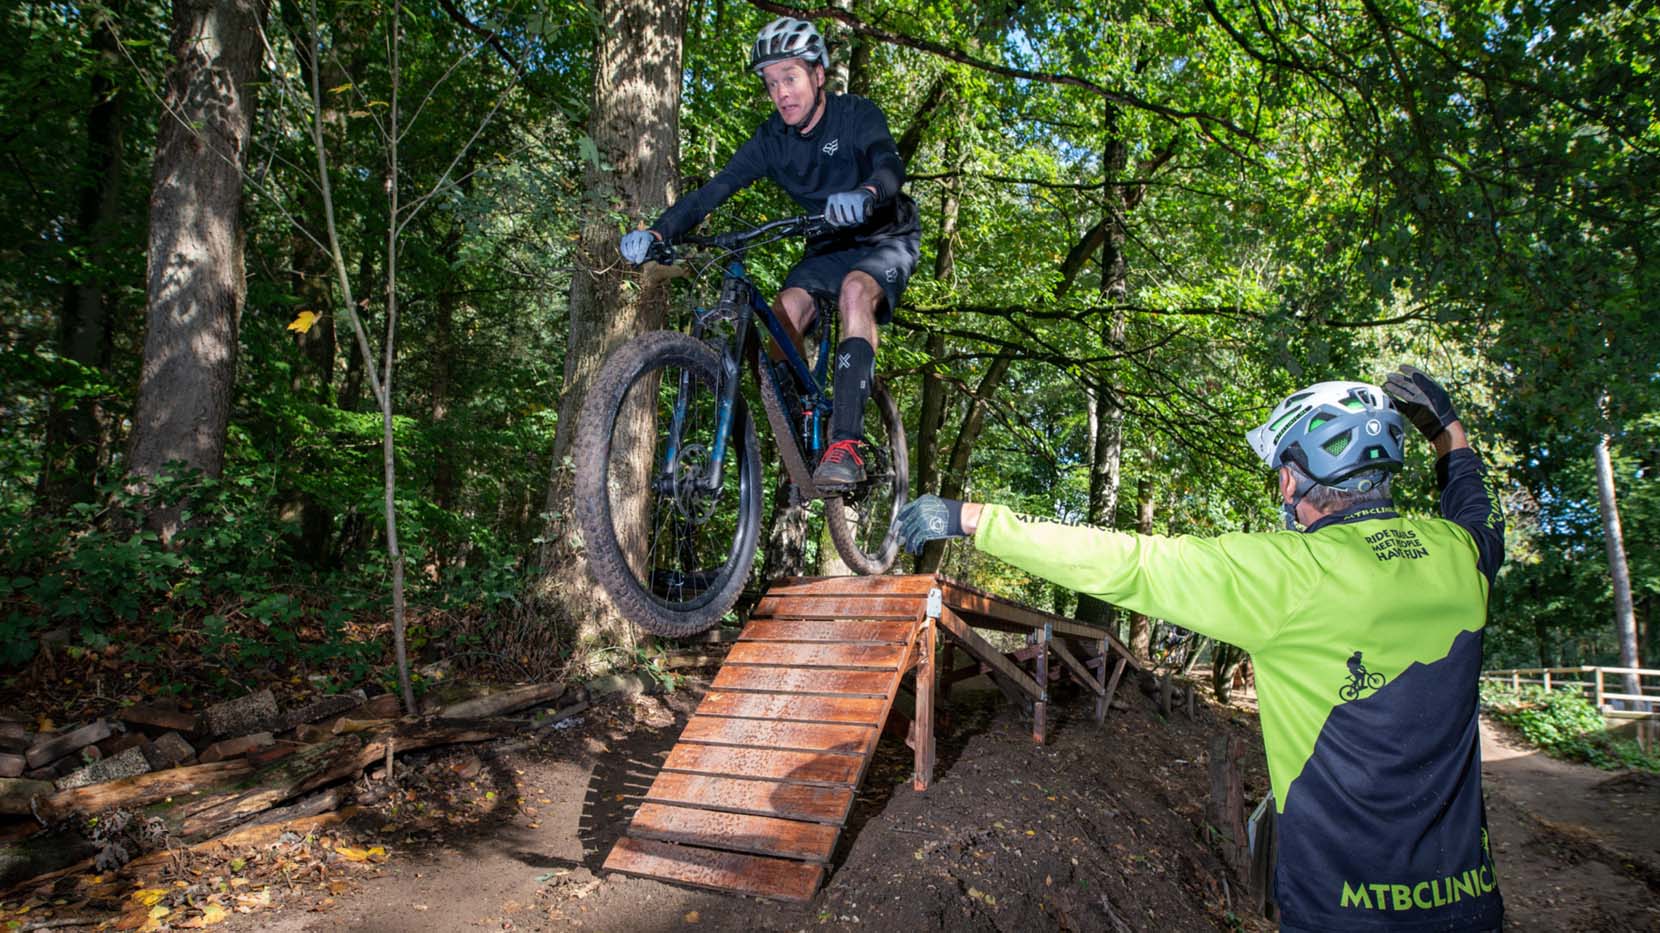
1593,431,1641,698
38,2,128,510
1212,641,1243,704
761,478,809,582
533,0,687,648
911,113,960,569
127,0,269,538
1127,474,1155,660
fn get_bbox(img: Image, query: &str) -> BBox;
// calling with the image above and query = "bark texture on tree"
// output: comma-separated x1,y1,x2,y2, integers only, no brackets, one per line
1594,431,1641,697
128,0,270,536
39,2,129,509
535,0,687,647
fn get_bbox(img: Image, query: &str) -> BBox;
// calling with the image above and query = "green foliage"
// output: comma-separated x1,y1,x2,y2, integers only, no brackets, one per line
1481,683,1660,773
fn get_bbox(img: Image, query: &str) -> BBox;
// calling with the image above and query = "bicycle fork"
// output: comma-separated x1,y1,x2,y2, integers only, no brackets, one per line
665,275,753,496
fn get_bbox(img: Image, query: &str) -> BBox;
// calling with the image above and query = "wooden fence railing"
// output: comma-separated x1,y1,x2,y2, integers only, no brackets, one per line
1482,666,1660,713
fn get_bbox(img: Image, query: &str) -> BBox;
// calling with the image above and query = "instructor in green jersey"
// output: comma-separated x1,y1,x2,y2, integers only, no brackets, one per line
897,365,1505,933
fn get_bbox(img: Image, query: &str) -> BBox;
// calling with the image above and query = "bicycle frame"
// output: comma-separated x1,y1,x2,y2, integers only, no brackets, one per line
662,218,831,496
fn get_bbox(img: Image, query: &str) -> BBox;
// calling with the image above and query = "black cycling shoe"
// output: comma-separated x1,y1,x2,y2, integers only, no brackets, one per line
813,439,867,491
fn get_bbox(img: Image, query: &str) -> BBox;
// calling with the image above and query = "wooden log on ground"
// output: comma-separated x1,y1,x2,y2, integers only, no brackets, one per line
25,722,113,770
34,760,253,823
179,718,519,840
0,778,55,817
0,830,97,889
116,703,200,735
436,683,565,720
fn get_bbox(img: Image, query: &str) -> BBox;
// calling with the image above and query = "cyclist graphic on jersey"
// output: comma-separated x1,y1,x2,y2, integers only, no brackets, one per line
1341,650,1387,701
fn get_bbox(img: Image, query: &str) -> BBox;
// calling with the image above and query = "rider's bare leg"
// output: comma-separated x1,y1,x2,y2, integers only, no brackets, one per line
837,271,880,350
768,287,817,361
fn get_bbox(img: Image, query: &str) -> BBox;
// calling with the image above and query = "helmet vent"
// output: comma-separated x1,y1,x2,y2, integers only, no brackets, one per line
1322,435,1350,456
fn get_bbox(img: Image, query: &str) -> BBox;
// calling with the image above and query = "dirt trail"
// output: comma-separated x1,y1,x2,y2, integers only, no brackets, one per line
1480,717,1660,932
201,690,1660,932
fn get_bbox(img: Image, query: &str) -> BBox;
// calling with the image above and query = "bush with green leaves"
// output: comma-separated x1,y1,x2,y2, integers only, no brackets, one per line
0,460,528,687
1481,682,1660,773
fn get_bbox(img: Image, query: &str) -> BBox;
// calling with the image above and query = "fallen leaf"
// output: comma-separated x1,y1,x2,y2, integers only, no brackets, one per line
334,846,371,862
684,909,700,924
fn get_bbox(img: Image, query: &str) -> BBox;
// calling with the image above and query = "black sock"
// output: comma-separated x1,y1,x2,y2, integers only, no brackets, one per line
831,337,874,443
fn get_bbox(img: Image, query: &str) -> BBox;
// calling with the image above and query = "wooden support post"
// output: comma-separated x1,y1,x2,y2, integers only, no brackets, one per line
914,617,936,792
936,609,1042,703
1034,623,1051,745
1543,670,1552,692
1596,669,1605,709
1052,639,1105,698
1103,656,1128,715
1094,638,1110,722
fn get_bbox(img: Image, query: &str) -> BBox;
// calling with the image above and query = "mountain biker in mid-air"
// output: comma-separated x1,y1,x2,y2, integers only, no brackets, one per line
618,16,921,492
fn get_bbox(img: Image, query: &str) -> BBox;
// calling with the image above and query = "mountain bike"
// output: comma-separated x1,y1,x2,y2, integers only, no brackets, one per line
573,215,909,637
1339,665,1386,702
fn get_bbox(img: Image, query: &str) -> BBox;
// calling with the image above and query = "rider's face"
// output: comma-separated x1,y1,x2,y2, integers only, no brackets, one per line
761,59,825,129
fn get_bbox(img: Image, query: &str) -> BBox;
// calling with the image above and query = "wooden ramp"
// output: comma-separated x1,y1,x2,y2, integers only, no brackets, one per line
602,574,1140,901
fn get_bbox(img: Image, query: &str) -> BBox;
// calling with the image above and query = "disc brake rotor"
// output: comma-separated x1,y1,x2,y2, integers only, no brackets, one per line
671,443,720,523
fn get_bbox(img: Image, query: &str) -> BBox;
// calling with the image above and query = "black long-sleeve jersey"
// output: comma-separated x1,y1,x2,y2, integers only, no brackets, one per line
652,93,919,248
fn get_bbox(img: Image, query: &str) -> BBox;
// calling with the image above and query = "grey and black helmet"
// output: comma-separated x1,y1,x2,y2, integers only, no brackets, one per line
749,17,828,73
1247,381,1405,490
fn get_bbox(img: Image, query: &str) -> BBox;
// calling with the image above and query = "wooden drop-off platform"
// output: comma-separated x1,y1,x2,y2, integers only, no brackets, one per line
602,574,1140,901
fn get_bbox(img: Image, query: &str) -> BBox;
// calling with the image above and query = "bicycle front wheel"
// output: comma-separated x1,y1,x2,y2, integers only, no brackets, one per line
825,377,908,574
573,331,762,638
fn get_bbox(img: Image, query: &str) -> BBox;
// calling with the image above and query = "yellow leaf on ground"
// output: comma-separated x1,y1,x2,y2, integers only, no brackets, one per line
334,846,371,862
287,310,323,334
130,888,169,907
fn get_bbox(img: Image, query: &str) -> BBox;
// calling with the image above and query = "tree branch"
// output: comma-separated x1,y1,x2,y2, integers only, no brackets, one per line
745,0,1255,142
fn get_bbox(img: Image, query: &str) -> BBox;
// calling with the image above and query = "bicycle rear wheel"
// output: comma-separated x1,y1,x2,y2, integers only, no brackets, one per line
573,331,762,637
825,377,908,574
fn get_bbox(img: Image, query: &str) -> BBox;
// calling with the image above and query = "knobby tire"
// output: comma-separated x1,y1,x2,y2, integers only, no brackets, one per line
572,331,762,638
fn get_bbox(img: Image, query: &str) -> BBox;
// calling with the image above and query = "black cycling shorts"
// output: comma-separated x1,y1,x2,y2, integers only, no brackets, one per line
783,233,920,325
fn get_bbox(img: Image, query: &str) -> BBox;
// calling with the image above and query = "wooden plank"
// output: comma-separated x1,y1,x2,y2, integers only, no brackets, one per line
752,595,923,621
1052,638,1107,697
936,608,1042,701
679,717,875,756
662,744,862,785
740,619,913,643
645,772,853,824
711,666,894,697
628,802,839,862
603,836,824,902
768,575,940,597
725,642,907,670
696,691,887,725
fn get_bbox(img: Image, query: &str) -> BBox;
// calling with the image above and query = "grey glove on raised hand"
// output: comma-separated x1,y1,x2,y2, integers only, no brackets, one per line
619,230,657,265
824,189,875,227
1382,363,1459,441
896,494,967,555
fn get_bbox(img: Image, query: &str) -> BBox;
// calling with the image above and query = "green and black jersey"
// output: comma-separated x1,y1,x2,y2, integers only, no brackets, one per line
973,448,1505,932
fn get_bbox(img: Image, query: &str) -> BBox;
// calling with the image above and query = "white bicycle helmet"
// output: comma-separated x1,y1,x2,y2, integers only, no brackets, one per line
1247,381,1405,490
749,17,828,73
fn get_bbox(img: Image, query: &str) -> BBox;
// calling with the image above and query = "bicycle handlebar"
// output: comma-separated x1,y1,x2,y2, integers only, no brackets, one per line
643,214,827,265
